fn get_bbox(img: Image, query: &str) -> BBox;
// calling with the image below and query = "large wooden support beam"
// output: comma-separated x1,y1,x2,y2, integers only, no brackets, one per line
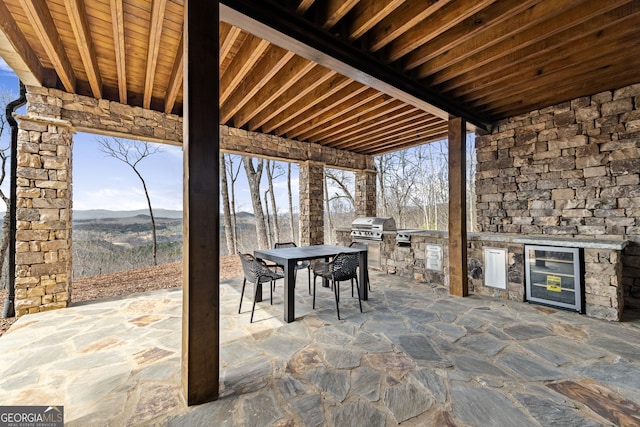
182,0,219,405
448,117,468,297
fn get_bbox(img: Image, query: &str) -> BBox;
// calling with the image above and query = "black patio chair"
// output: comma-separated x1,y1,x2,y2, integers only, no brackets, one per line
238,253,284,323
274,242,312,295
312,252,362,320
349,241,371,294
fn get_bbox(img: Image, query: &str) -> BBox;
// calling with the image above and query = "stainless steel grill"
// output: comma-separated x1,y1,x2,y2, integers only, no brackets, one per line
350,217,396,241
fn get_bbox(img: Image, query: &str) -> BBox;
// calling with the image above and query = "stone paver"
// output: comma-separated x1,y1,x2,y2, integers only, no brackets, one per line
1,271,639,426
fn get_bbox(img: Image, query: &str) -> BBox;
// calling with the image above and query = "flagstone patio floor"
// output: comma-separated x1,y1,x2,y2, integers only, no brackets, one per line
1,272,639,426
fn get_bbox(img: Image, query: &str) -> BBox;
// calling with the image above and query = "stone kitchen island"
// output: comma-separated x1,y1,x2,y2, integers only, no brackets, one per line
336,228,628,321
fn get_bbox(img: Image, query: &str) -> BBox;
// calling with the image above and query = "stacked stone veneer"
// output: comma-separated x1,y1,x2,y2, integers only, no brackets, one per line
299,161,325,246
475,82,640,318
14,115,73,316
355,170,377,217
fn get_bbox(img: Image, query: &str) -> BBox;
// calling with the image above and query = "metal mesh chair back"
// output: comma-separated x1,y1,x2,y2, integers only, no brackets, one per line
330,252,359,282
239,253,279,284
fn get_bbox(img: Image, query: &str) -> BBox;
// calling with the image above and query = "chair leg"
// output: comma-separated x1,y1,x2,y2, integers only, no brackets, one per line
307,267,311,295
251,280,260,323
354,277,363,313
333,280,341,320
351,278,354,297
239,278,247,314
312,275,317,309
270,280,273,305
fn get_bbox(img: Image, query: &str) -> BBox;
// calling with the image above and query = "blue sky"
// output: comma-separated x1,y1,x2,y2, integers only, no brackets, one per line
0,57,298,214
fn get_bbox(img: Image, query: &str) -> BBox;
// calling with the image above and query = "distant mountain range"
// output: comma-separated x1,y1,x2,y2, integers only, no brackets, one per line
73,209,184,220
72,209,256,220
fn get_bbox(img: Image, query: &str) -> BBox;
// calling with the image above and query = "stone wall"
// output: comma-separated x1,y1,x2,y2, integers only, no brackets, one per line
25,86,182,145
299,161,325,246
354,170,377,217
14,115,73,316
475,82,640,306
336,229,626,320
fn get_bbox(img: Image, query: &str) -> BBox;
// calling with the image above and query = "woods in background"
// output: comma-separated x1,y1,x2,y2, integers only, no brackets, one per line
220,136,477,254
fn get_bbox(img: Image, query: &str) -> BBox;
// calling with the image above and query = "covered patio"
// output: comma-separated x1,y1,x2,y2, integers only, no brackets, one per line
0,0,640,414
1,272,639,425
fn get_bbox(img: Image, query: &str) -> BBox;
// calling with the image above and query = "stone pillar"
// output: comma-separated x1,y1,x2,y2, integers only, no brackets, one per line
14,114,73,316
299,160,324,246
355,168,377,217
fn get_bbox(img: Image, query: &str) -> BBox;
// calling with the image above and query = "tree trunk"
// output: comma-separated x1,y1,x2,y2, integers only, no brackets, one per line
220,154,235,255
228,155,241,254
264,189,272,248
133,167,157,265
242,156,269,249
266,160,280,244
324,174,333,244
287,163,296,244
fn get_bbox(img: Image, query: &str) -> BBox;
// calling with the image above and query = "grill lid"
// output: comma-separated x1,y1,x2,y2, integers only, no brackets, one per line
351,217,396,231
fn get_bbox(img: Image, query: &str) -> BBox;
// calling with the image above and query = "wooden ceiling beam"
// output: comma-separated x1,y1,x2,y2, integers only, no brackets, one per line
220,46,294,123
234,57,318,129
164,32,183,114
421,0,624,83
65,0,102,98
334,113,440,149
305,102,410,143
296,0,315,14
268,76,356,134
384,0,497,64
324,106,430,148
367,0,453,52
296,93,396,141
478,39,640,116
402,0,539,71
285,88,382,139
220,0,492,131
0,0,44,86
347,0,405,41
460,13,640,106
18,0,76,92
322,0,359,30
343,122,447,154
442,3,640,96
219,22,241,66
109,0,127,103
143,0,168,109
368,130,448,155
219,33,270,104
249,70,345,132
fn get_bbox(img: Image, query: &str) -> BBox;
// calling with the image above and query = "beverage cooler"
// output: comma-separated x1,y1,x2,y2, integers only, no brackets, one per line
525,245,584,313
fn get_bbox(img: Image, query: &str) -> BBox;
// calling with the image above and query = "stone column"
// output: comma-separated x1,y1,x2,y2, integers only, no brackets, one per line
14,114,73,316
355,169,377,217
299,160,324,246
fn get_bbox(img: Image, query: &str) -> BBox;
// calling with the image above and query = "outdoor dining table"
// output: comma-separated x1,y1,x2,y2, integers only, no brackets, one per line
254,244,368,323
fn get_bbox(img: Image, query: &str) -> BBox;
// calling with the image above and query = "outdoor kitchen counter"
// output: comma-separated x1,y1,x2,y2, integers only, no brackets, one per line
335,228,629,321
400,230,629,250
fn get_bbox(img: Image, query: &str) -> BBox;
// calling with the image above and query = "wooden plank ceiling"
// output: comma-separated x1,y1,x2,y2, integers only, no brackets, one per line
1,0,639,155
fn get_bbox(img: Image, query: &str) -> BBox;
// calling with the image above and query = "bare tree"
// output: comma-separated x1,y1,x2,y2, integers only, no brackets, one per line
287,163,296,243
265,160,284,245
226,154,242,253
264,188,272,248
220,153,234,255
0,88,16,289
98,137,161,265
242,156,269,249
